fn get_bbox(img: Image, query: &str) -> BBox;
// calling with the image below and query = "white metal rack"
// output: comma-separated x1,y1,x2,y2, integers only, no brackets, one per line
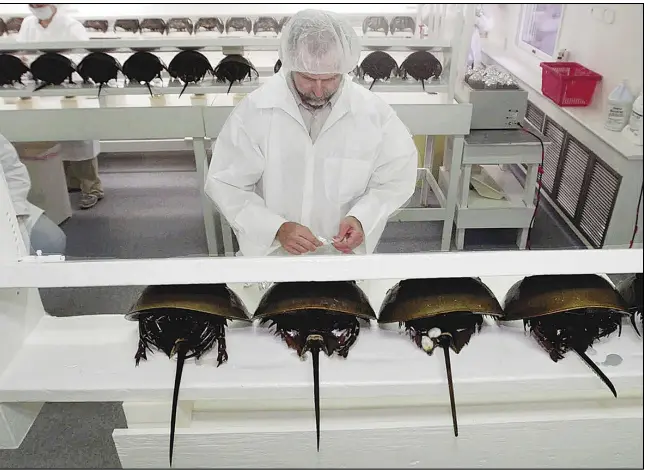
0,4,476,255
439,123,552,250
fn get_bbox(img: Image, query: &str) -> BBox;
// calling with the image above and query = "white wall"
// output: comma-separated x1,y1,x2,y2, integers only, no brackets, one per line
483,3,643,114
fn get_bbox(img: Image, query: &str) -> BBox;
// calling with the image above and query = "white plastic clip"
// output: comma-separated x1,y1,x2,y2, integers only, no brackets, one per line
19,250,65,263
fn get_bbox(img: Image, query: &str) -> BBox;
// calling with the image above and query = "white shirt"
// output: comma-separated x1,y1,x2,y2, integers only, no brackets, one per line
205,72,418,257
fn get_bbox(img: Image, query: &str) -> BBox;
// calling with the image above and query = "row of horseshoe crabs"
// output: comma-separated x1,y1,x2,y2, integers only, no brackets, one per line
0,49,258,97
126,274,642,466
0,49,441,99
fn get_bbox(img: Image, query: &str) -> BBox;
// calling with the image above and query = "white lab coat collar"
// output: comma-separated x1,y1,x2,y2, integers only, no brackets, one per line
252,72,355,139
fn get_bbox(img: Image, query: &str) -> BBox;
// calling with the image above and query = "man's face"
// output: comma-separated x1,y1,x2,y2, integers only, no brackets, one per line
292,71,342,109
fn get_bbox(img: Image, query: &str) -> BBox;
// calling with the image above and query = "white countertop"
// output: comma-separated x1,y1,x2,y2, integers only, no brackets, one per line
483,45,643,161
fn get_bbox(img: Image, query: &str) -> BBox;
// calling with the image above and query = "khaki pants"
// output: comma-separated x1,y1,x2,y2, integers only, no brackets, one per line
64,158,103,196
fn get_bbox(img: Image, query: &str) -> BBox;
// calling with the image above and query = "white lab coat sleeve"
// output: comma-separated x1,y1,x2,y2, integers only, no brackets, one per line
0,134,31,217
346,112,418,253
205,112,288,251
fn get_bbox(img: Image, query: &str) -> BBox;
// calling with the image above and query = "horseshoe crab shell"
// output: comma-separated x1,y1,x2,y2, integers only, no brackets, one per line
253,281,376,321
194,17,224,35
378,277,503,323
30,52,76,91
83,20,109,34
126,284,250,321
168,18,193,35
141,18,168,35
126,283,250,467
114,19,140,34
253,16,280,36
253,280,375,452
225,16,252,35
0,54,29,86
502,274,628,321
6,17,23,35
390,16,417,36
362,16,389,35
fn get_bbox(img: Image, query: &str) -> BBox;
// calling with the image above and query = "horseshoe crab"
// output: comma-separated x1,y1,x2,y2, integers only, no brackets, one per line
253,16,280,36
356,51,398,90
389,16,417,36
141,18,168,36
225,16,252,35
617,273,643,336
6,18,23,36
114,19,140,35
30,52,76,91
399,50,443,92
254,281,376,451
83,20,109,34
362,16,389,35
122,51,167,96
0,54,29,86
77,52,122,97
378,277,503,437
499,274,628,397
168,50,213,97
168,18,193,36
126,283,251,466
214,54,258,93
194,17,224,35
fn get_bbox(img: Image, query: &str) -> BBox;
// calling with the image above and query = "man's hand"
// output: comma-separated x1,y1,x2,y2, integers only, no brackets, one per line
333,216,364,254
276,222,323,255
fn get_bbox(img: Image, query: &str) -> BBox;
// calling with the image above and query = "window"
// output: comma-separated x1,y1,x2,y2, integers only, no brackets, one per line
517,4,564,59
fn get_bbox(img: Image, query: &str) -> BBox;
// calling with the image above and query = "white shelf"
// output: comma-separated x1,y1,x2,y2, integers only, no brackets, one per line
0,276,642,404
2,249,643,288
0,36,451,54
0,76,447,99
483,46,643,162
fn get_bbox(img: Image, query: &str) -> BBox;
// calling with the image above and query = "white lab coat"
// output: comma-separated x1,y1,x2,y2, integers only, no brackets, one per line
17,12,98,162
205,72,418,257
0,133,44,251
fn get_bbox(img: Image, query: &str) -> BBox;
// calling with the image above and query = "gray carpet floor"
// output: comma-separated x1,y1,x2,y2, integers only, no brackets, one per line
0,151,595,468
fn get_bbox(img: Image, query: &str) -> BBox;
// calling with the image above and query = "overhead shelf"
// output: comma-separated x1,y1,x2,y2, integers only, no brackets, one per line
0,36,452,54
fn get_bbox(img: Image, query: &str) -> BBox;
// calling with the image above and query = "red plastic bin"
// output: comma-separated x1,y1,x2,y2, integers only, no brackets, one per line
540,62,602,107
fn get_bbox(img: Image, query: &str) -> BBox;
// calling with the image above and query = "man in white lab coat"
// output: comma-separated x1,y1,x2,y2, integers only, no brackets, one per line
0,133,66,255
205,9,418,257
17,4,104,210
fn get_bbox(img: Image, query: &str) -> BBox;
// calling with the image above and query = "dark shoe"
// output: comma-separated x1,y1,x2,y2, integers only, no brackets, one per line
79,193,100,209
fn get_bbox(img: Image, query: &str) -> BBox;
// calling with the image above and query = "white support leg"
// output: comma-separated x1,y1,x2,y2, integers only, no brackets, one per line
518,163,539,250
419,135,435,207
0,403,43,449
0,172,46,449
192,138,220,256
455,165,472,251
441,136,464,251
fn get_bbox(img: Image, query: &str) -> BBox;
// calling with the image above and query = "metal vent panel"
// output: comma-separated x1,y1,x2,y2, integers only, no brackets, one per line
556,136,589,218
578,159,621,247
541,117,565,192
526,101,545,131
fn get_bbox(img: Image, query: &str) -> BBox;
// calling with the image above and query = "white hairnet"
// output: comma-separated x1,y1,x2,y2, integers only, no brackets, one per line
280,9,360,75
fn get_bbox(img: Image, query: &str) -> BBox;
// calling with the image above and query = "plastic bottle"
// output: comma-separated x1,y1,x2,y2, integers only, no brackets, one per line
604,80,636,131
623,92,643,146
